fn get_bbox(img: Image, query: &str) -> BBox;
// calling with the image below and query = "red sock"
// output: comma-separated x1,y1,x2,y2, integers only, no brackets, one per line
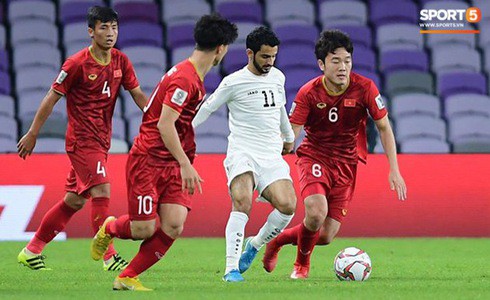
91,197,117,260
106,214,133,239
119,228,174,278
295,222,320,267
275,224,302,247
26,200,77,254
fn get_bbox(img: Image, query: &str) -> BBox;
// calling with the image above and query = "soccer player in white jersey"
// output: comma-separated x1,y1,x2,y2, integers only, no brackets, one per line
193,26,296,282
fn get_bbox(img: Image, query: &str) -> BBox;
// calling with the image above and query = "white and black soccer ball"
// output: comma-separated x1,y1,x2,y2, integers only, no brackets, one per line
333,247,372,281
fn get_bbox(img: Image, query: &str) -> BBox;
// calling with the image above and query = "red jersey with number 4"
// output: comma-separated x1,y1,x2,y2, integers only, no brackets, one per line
289,72,387,165
132,59,206,166
51,47,139,152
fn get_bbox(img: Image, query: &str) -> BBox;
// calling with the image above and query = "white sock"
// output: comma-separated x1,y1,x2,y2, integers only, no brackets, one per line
225,211,249,274
251,209,294,250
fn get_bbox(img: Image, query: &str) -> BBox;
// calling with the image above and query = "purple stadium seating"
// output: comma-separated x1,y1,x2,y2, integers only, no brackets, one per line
217,2,263,23
354,47,376,72
380,49,429,75
0,50,8,72
117,22,163,48
114,2,159,24
167,23,195,49
437,72,487,99
332,25,372,49
370,0,418,27
60,1,105,25
222,48,247,75
0,71,10,95
275,24,319,47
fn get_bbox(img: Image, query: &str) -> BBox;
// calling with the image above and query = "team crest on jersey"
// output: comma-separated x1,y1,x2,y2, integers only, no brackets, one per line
344,99,356,107
171,88,188,106
316,103,327,109
375,94,385,110
88,74,97,80
289,102,296,116
55,70,68,84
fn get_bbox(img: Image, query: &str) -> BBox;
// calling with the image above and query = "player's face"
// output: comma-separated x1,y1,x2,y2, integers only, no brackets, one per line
89,20,118,50
319,47,352,88
250,45,278,74
213,44,229,66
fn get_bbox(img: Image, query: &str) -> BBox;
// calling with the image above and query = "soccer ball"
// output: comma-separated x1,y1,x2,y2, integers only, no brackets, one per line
333,247,372,281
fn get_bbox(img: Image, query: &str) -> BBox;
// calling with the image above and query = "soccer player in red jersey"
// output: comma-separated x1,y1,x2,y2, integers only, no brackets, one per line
262,30,408,279
90,14,238,291
17,6,148,271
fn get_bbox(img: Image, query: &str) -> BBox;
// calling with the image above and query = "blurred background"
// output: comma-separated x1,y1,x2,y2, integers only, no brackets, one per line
0,0,489,155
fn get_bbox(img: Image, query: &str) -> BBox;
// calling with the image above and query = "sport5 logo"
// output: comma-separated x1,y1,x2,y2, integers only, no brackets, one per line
420,7,481,23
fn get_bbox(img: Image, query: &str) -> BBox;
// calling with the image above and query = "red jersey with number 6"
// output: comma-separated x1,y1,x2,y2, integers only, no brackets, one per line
289,72,387,165
132,59,206,166
51,47,139,152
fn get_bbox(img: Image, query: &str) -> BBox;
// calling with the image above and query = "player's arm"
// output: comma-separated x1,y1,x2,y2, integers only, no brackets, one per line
192,82,231,128
158,104,203,195
17,89,63,160
280,106,295,154
291,123,304,140
128,86,148,111
374,115,407,201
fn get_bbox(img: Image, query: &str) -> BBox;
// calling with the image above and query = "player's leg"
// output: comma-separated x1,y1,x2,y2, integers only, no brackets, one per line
18,191,86,270
224,172,254,281
242,177,296,274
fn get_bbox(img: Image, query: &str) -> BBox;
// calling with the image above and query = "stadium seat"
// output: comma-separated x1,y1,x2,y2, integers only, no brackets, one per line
171,45,196,66
59,1,105,25
427,32,476,50
162,0,211,26
18,92,67,121
117,22,163,48
114,1,159,24
437,72,487,99
222,47,247,75
8,0,56,25
204,72,222,94
384,71,434,98
194,114,229,137
274,24,319,47
320,0,367,27
400,137,451,154
479,26,490,49
265,0,315,27
11,21,58,48
166,23,195,49
353,47,376,72
276,45,317,71
134,67,164,96
35,137,66,153
329,25,372,49
214,0,259,4
0,25,5,48
109,138,129,154
65,41,91,58
14,44,61,72
63,22,90,50
0,95,15,118
216,1,263,23
233,22,263,46
423,0,469,11
0,116,18,141
376,24,423,52
0,71,10,95
122,94,143,119
370,0,418,28
123,45,166,72
284,67,320,99
445,94,490,119
15,67,58,97
128,114,142,142
20,116,67,139
0,49,7,72
448,115,490,143
432,47,481,75
391,93,441,120
452,139,490,153
195,134,228,153
395,115,447,143
0,137,17,153
114,98,123,118
380,49,429,75
112,117,126,141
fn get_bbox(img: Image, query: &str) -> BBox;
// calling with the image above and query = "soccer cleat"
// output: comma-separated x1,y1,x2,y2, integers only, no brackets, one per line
238,237,258,274
222,269,244,282
103,253,129,271
290,264,310,279
113,276,152,291
262,238,282,273
17,248,52,271
91,216,116,261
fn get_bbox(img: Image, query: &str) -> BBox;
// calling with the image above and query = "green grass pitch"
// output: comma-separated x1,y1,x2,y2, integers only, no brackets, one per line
1,238,489,299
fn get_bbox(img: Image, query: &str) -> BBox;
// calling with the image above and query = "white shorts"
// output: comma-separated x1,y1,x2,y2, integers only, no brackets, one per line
223,153,292,195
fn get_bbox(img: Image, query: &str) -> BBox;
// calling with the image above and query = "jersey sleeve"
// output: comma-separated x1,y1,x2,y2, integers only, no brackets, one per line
161,75,194,114
51,58,79,95
192,78,233,128
121,54,140,91
289,87,310,125
365,80,388,120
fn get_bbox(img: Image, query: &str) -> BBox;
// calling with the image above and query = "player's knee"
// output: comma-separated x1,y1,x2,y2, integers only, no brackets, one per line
306,211,327,231
275,196,296,215
131,223,155,240
64,195,86,211
89,184,110,198
232,196,252,214
162,223,184,239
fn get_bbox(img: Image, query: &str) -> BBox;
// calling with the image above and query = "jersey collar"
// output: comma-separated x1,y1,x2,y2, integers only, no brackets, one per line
322,76,349,96
89,45,112,66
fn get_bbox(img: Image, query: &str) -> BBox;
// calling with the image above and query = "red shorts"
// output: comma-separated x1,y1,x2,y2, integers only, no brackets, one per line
296,156,357,223
126,152,192,221
65,149,109,198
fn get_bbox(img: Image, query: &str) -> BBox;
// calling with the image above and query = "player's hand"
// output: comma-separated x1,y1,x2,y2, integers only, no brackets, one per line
389,170,407,201
17,131,37,160
180,162,203,195
282,141,294,155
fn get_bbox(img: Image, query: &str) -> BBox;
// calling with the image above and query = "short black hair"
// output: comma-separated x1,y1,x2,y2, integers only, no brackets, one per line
315,30,353,62
87,6,118,29
194,13,238,51
246,26,280,53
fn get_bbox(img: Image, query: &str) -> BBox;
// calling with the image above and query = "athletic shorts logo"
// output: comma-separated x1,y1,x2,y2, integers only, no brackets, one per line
171,88,188,106
56,70,68,84
342,209,348,216
88,74,97,81
375,94,385,110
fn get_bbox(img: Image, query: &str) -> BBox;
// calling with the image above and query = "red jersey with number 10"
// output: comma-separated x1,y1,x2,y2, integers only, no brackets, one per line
52,47,139,152
289,72,387,165
132,60,206,166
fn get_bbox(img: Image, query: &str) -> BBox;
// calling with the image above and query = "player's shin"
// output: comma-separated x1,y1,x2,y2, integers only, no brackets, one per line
225,211,248,274
251,209,294,249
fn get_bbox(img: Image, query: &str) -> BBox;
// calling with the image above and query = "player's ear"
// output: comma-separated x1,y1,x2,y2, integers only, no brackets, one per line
317,59,325,72
246,49,254,62
88,27,94,39
216,44,225,55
